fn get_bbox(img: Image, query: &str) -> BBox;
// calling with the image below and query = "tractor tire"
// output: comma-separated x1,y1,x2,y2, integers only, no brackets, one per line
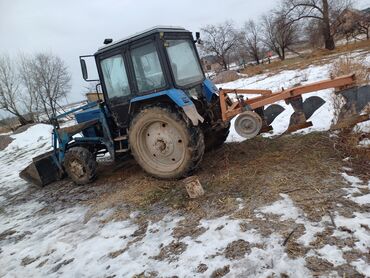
63,147,97,185
204,122,231,151
129,106,205,179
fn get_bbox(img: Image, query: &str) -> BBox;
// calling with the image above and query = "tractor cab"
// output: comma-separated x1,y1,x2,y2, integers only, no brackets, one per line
80,26,210,128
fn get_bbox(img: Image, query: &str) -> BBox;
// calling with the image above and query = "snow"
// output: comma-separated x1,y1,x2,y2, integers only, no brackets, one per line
259,193,300,221
316,245,346,267
334,212,370,253
0,124,53,196
258,194,326,246
8,124,53,150
341,172,370,205
351,259,370,276
359,138,370,147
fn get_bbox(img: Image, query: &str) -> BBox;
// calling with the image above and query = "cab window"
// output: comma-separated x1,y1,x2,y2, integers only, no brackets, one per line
101,55,130,99
131,42,166,93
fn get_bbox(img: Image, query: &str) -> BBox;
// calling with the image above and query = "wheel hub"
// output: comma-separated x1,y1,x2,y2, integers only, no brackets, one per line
234,111,263,139
69,160,85,178
140,120,185,168
153,136,174,157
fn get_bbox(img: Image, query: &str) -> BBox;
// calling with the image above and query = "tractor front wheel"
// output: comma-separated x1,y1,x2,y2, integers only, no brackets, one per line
129,106,205,179
63,147,97,185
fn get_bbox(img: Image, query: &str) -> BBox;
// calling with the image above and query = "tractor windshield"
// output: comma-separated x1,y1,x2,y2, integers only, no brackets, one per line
166,40,204,87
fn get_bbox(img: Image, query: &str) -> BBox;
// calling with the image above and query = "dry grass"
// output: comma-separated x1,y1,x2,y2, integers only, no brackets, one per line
213,70,240,84
83,132,348,223
330,56,369,85
335,130,370,182
241,40,370,78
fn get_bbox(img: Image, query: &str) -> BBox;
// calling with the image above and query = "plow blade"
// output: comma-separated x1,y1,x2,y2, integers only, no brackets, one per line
332,85,370,130
264,104,285,126
19,151,62,186
286,96,326,133
302,96,326,120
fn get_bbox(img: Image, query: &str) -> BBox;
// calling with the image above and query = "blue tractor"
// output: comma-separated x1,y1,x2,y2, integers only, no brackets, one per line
20,26,231,185
20,26,369,186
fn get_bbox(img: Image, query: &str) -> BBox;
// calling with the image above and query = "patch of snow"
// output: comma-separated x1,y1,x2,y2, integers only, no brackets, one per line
0,131,13,136
341,173,370,205
8,124,53,150
334,212,370,253
259,193,300,221
316,245,346,266
351,259,370,276
341,173,363,186
0,124,53,195
258,193,326,246
359,138,370,147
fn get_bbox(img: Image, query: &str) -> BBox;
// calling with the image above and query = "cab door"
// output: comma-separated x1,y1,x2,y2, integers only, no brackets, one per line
99,52,132,127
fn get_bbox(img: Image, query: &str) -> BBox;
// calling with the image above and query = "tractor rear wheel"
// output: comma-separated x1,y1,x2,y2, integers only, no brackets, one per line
129,106,205,179
204,122,230,151
63,147,97,185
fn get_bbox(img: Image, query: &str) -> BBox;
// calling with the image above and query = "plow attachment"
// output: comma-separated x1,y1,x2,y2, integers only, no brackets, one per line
19,151,62,186
219,74,370,138
331,85,370,130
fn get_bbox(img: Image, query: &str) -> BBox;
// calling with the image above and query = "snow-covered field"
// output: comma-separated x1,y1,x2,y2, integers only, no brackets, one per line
0,51,370,277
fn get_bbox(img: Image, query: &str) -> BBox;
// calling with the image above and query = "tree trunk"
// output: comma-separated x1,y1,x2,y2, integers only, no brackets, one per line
322,0,335,50
323,30,335,50
222,58,228,70
17,115,29,126
255,55,260,65
281,47,285,60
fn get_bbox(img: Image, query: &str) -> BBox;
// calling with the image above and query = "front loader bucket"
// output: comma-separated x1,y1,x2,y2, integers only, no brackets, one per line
19,151,62,186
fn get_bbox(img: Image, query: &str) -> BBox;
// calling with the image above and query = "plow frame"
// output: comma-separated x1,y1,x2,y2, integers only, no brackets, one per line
219,74,356,123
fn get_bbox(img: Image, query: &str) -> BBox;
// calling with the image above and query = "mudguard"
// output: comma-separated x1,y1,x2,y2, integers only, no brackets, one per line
203,78,219,102
130,89,204,126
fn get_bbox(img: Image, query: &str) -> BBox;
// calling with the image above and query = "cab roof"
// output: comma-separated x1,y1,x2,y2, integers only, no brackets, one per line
95,26,190,54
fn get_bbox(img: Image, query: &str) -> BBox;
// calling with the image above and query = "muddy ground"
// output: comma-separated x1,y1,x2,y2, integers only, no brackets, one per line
2,131,369,277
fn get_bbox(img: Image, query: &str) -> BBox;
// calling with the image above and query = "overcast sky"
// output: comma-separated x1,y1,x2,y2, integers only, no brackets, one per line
1,0,369,106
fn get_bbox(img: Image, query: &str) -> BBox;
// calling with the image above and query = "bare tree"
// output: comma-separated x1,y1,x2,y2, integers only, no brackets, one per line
242,20,263,64
18,54,41,122
27,53,71,122
261,12,298,60
355,10,370,40
0,55,30,125
306,19,325,48
283,0,353,50
201,21,241,70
